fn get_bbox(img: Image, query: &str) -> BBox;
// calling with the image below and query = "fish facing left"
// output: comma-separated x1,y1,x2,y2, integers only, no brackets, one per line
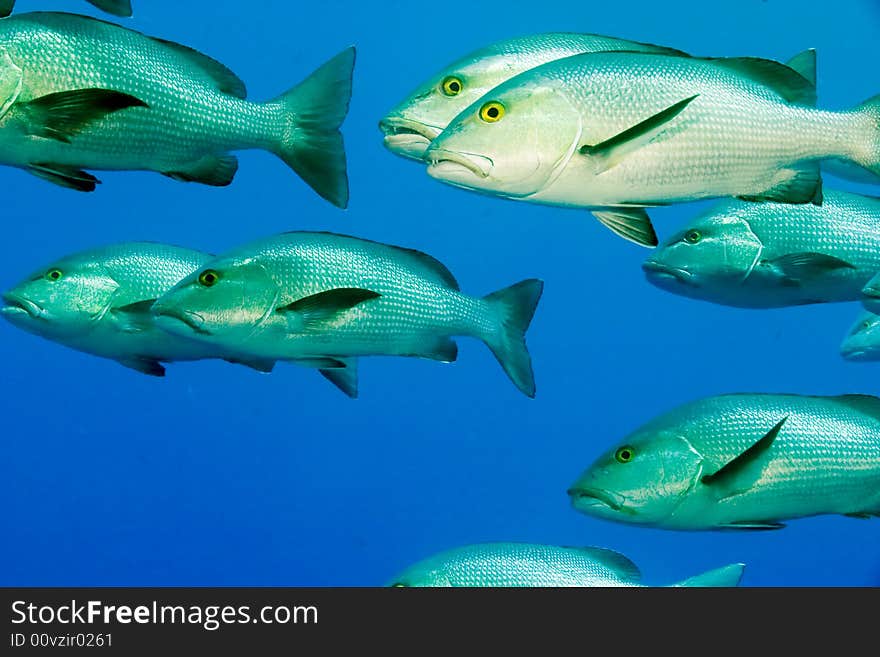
0,1,133,18
841,311,880,362
567,393,880,530
151,231,544,398
387,542,745,587
0,242,276,376
0,12,355,207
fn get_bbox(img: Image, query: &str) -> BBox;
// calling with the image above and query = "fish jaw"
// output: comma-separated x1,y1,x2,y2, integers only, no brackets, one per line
151,304,211,337
426,147,494,185
642,260,695,286
567,486,633,518
1,292,46,322
379,116,442,161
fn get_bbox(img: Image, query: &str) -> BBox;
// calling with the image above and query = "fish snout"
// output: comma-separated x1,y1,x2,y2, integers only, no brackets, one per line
426,148,494,180
379,116,441,160
567,486,627,513
642,260,694,285
1,291,44,320
152,302,210,336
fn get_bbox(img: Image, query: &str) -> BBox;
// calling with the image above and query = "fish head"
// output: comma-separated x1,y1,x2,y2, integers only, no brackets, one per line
861,273,880,314
425,77,582,197
386,564,452,588
643,208,763,296
1,255,119,339
380,50,538,161
567,428,704,526
841,311,880,361
151,255,280,345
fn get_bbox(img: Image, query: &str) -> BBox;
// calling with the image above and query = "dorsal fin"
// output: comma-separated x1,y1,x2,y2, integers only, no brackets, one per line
709,56,816,106
785,49,817,87
150,37,247,99
566,546,641,582
832,394,880,420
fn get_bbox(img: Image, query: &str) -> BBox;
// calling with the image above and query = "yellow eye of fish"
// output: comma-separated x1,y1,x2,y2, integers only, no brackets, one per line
46,268,63,281
441,76,463,97
479,101,505,123
198,269,220,287
684,230,702,244
615,446,635,464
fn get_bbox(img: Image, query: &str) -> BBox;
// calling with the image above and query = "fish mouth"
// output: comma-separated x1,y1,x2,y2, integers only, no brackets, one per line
1,292,44,319
379,117,441,158
642,260,693,284
426,148,493,180
863,287,880,300
152,306,210,335
841,346,871,361
567,487,628,513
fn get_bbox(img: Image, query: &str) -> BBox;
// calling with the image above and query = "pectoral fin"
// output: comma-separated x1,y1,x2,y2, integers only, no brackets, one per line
318,358,358,398
591,208,658,247
25,163,100,191
18,88,148,143
701,416,787,487
118,357,165,377
717,521,786,531
579,95,699,174
111,299,156,333
277,288,381,332
768,252,855,284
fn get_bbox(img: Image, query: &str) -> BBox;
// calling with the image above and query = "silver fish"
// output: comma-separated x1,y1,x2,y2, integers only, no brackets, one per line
568,393,880,530
841,311,880,361
151,232,544,398
0,12,354,206
388,542,744,587
644,190,880,308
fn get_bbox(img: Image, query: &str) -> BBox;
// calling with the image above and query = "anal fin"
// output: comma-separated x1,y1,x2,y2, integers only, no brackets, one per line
163,154,239,186
409,336,458,363
118,357,165,377
318,358,358,398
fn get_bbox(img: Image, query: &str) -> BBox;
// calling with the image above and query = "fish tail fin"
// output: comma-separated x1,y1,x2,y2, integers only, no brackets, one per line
848,94,880,179
671,564,745,588
481,279,544,398
87,0,133,17
270,47,355,209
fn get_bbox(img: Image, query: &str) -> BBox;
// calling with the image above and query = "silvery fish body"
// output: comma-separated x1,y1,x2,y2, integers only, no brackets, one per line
841,311,880,361
0,12,354,206
152,232,543,397
0,1,133,18
426,51,880,246
0,242,243,375
568,394,880,530
644,190,880,308
388,542,744,587
380,32,687,161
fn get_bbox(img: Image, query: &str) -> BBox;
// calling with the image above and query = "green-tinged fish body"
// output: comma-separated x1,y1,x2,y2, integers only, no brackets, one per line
0,1,133,18
151,232,544,397
861,271,880,313
426,51,880,246
0,242,249,376
0,12,354,206
380,32,688,161
568,394,880,530
644,190,880,307
841,311,880,361
388,542,744,587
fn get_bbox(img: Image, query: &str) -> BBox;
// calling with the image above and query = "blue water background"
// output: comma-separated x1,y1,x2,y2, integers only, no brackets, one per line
1,0,879,586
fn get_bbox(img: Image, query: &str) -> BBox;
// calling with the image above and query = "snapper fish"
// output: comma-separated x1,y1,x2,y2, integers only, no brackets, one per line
425,50,880,247
151,232,544,398
568,393,880,530
0,1,132,18
0,12,354,207
841,311,880,362
387,542,744,587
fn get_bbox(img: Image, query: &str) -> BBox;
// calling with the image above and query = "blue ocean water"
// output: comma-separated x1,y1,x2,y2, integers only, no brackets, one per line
1,0,879,587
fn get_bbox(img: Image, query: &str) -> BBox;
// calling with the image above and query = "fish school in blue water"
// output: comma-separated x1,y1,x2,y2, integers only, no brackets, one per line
1,2,879,588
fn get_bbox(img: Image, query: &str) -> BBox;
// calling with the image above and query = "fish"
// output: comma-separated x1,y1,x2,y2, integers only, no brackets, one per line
151,231,544,398
0,1,133,18
567,393,880,530
643,189,880,308
387,542,744,587
862,271,880,314
0,12,354,207
841,311,880,361
0,242,277,376
425,51,880,247
380,33,689,161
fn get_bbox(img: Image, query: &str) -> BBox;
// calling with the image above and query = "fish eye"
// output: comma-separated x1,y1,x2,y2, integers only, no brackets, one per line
46,268,63,281
864,320,873,330
479,101,505,123
614,446,636,464
684,230,702,244
198,269,221,287
441,76,463,97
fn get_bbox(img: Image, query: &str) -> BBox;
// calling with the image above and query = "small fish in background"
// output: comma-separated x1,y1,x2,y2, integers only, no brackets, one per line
861,272,880,314
0,12,355,207
567,394,880,530
0,0,132,18
425,51,880,247
387,542,745,587
380,33,689,161
841,311,880,361
0,242,276,376
151,232,544,398
643,190,880,308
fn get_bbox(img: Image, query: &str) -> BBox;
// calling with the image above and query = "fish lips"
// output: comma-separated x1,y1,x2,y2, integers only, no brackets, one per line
567,486,631,515
642,260,695,286
426,147,494,181
1,292,45,321
379,117,442,160
152,305,211,336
